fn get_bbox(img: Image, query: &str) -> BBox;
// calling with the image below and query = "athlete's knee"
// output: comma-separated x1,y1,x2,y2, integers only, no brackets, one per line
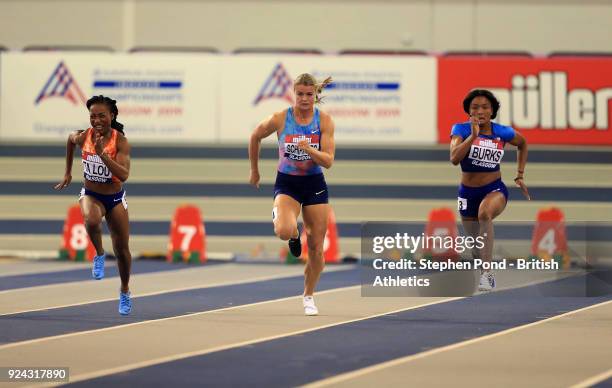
83,215,102,230
274,222,296,241
309,247,324,261
477,209,494,223
307,237,324,260
306,244,325,271
308,255,325,272
113,244,131,261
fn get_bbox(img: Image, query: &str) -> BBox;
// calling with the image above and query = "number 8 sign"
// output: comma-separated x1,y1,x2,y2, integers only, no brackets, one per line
59,205,95,261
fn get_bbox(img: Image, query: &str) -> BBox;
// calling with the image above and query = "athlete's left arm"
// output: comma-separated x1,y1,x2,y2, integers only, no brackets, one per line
508,131,530,200
99,135,131,182
298,112,335,169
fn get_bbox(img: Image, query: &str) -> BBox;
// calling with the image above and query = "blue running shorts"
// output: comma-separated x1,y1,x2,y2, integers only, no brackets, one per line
457,179,508,218
274,172,328,206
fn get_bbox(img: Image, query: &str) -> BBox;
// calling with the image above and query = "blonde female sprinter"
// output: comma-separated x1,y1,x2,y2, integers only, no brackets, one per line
249,74,335,315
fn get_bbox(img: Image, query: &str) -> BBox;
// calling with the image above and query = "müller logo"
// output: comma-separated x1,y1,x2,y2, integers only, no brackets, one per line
486,71,612,130
476,138,499,148
253,63,294,106
35,61,87,106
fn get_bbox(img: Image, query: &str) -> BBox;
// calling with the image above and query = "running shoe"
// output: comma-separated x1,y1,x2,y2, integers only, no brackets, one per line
92,253,106,280
288,235,302,258
303,295,318,316
478,271,496,291
119,291,132,315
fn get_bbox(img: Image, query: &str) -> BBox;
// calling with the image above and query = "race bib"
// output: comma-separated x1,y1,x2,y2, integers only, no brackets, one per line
284,134,320,162
469,138,504,169
458,197,468,211
82,151,113,183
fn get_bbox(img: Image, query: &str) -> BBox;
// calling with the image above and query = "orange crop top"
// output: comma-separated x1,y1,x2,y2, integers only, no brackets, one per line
81,128,120,184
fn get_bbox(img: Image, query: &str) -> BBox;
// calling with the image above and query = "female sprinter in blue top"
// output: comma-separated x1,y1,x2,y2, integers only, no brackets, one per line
54,95,133,315
249,73,335,315
450,89,530,291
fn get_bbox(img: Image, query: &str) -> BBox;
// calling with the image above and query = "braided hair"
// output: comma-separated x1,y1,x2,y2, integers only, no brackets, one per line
86,95,125,134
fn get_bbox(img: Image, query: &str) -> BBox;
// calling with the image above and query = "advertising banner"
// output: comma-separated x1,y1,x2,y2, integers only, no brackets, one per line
0,52,218,143
438,57,612,145
218,55,437,145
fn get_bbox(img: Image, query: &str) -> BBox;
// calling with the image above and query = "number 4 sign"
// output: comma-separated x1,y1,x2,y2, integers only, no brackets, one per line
167,205,206,264
531,207,570,268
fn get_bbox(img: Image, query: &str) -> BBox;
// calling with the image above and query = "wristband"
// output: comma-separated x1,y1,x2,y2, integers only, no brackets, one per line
514,176,524,182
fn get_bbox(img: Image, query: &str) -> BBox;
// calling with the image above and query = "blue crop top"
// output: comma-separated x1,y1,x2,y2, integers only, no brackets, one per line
451,122,516,173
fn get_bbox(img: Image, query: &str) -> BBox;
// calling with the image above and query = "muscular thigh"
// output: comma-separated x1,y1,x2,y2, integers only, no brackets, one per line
479,191,507,220
79,196,105,221
302,204,329,240
273,194,301,223
105,204,130,246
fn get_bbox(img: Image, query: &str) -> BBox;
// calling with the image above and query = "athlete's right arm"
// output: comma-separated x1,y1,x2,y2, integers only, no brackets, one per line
248,112,282,188
450,136,470,165
450,117,478,165
54,130,86,190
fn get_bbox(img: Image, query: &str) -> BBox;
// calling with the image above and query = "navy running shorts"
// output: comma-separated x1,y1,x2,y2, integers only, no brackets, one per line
457,178,508,218
79,188,127,214
273,172,328,206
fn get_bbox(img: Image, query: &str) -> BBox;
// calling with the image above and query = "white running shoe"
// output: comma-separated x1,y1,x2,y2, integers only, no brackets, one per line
303,296,318,316
478,271,496,291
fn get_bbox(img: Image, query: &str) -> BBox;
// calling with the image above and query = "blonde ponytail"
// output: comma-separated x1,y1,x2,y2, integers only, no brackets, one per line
315,76,333,104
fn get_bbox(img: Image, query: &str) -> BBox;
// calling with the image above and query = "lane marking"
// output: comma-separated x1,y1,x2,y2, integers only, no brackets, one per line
0,285,371,351
51,297,461,385
0,266,349,316
305,299,612,387
570,367,612,388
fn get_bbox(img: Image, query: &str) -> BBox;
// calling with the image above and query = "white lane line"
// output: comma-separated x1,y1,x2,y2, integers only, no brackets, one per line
570,367,612,388
0,284,369,351
305,299,612,388
0,267,348,316
0,263,306,296
57,297,462,385
0,284,450,350
0,260,90,276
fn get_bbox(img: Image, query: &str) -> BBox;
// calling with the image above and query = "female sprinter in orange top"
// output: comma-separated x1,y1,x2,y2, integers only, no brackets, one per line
54,95,133,315
249,74,335,315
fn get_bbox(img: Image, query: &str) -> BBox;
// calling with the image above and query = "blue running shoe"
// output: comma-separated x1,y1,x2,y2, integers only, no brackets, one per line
119,291,132,315
92,253,106,280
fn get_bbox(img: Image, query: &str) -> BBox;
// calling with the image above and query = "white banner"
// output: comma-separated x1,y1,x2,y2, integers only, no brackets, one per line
218,55,437,145
0,52,218,143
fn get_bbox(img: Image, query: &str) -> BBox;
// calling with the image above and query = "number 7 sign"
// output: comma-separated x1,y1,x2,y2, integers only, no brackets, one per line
167,205,206,263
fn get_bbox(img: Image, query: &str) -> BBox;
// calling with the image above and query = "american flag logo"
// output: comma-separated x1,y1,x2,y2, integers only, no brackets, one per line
253,63,294,106
35,61,87,106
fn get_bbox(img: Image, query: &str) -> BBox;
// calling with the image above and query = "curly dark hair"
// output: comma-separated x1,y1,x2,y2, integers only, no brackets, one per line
462,89,500,120
86,95,124,134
